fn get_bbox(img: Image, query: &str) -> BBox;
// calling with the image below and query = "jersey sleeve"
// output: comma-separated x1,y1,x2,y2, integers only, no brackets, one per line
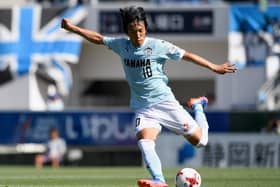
158,40,185,61
103,36,124,55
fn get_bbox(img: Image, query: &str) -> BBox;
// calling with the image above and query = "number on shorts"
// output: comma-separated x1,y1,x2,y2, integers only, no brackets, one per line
135,118,140,127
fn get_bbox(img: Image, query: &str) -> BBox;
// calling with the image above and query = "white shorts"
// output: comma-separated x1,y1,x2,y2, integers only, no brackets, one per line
134,99,199,136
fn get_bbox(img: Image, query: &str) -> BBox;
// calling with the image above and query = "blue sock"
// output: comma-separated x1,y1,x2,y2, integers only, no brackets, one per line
137,139,165,183
193,104,209,147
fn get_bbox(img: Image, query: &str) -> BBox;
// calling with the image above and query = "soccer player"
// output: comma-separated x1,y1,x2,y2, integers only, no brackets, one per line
35,127,67,169
61,6,236,187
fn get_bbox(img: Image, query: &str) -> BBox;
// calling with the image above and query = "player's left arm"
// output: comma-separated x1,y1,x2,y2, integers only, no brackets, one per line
182,51,237,74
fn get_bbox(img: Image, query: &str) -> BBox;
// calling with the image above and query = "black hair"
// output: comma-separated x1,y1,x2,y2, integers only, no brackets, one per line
49,127,58,134
120,6,148,34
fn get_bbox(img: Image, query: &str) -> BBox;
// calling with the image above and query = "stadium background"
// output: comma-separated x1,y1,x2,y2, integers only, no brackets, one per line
0,0,280,186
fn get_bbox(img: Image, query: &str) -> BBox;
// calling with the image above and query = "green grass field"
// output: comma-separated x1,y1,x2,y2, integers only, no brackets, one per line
0,166,279,187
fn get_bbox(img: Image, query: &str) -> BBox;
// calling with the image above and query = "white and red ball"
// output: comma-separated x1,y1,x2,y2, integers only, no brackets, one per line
175,168,201,187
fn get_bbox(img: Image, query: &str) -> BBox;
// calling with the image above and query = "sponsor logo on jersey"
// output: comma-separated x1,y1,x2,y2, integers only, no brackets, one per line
124,58,151,68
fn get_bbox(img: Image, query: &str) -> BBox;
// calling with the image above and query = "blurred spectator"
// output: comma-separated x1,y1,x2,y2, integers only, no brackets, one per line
35,127,67,169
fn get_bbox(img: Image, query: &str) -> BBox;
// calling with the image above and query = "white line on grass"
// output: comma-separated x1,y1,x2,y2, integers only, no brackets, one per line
0,175,138,179
0,185,136,187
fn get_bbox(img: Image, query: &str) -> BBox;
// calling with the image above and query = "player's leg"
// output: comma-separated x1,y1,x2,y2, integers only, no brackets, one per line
135,115,168,187
35,154,46,169
50,158,60,168
137,128,164,182
152,99,208,147
185,96,209,147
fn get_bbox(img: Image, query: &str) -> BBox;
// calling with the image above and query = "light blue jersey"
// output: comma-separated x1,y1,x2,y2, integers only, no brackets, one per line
103,36,185,110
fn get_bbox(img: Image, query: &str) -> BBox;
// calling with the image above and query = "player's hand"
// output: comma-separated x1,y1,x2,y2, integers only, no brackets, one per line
61,18,73,31
211,62,237,74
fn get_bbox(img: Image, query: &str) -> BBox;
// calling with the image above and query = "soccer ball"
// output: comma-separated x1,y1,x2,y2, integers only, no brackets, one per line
175,168,201,187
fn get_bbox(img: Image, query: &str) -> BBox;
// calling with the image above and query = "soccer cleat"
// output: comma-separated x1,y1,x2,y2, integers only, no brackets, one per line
137,179,168,187
187,96,208,109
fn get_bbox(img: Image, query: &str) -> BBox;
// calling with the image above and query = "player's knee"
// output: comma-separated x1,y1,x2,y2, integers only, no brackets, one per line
35,155,43,163
196,136,208,148
136,128,160,141
185,128,208,148
186,136,208,148
185,135,199,146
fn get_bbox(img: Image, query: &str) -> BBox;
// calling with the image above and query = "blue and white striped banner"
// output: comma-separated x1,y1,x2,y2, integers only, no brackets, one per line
0,5,87,95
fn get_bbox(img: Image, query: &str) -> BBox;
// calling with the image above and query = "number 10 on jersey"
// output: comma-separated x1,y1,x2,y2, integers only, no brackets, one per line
143,65,152,78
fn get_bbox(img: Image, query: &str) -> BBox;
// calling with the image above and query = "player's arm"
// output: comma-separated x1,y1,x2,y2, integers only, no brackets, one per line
61,18,104,45
182,51,237,74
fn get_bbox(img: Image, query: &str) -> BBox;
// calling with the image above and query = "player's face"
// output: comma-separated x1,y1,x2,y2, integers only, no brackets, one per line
127,20,146,47
50,130,59,139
